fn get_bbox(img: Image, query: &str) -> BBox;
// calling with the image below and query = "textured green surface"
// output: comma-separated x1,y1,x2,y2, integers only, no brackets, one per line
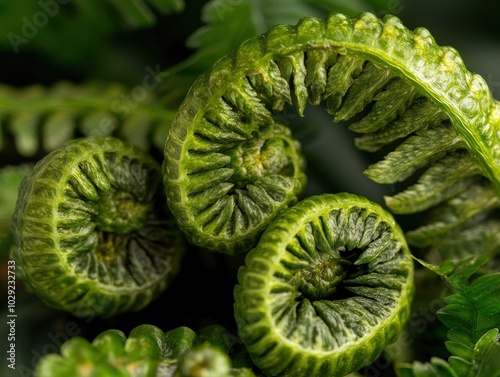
234,193,414,377
10,136,185,318
164,116,306,254
164,11,500,255
3,3,500,377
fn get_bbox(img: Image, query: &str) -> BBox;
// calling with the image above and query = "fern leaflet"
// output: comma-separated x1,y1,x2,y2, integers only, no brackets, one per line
0,80,176,157
397,257,500,377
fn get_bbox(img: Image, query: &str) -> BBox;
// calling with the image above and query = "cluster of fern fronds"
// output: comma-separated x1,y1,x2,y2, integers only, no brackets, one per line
1,1,500,376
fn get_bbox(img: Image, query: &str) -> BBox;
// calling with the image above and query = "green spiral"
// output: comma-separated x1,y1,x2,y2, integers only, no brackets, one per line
10,136,185,318
163,11,500,255
164,115,306,254
234,193,414,377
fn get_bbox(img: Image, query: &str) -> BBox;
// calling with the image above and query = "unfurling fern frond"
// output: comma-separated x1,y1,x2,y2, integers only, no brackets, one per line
34,323,256,377
397,257,500,377
163,11,500,256
234,193,414,377
0,80,176,158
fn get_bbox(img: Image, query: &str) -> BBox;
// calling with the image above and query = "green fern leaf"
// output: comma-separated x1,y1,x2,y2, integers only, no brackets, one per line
396,331,500,377
439,273,500,347
468,328,500,377
396,257,500,377
0,81,176,157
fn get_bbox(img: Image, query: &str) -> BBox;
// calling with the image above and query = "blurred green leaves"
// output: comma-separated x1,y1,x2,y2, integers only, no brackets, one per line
0,164,32,258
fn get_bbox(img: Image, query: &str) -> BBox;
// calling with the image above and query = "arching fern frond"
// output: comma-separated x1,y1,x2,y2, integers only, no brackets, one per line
0,80,175,157
163,11,500,256
158,0,389,108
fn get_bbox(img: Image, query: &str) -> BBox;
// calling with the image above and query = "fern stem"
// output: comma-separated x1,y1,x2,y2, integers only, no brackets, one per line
0,82,175,156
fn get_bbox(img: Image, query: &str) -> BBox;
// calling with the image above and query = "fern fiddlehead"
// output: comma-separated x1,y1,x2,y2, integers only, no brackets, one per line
163,11,500,255
10,136,185,318
234,193,414,377
164,116,306,254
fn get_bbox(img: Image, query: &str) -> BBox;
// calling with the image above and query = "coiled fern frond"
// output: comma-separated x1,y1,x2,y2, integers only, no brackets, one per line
234,193,414,377
35,323,256,377
164,11,500,256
